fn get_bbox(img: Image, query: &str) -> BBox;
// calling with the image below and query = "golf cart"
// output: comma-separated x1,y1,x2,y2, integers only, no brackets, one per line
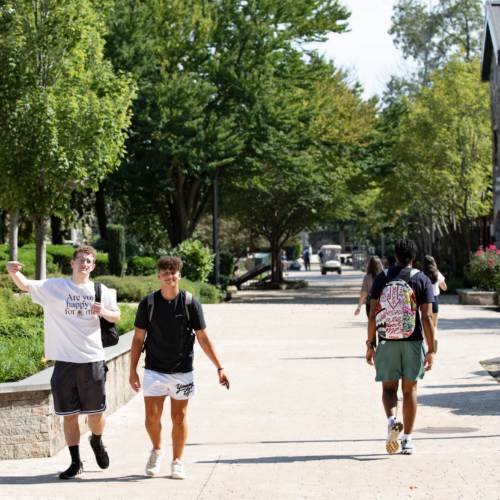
320,245,342,275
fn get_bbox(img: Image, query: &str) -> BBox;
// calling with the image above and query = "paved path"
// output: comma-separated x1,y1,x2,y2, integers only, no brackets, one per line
1,269,499,499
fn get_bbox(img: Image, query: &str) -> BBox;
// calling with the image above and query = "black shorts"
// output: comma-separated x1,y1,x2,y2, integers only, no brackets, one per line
432,295,439,314
51,361,107,416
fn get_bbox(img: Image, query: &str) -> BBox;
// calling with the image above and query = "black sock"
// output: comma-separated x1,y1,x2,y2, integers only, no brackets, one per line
91,433,103,448
69,445,80,464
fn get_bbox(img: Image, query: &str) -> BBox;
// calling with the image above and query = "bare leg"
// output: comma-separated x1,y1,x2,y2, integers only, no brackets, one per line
433,313,438,330
88,412,106,436
145,396,167,449
171,398,189,461
64,414,80,447
381,380,399,419
401,378,418,434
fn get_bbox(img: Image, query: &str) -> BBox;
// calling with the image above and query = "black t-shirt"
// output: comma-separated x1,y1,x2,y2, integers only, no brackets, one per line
134,289,206,374
369,266,434,342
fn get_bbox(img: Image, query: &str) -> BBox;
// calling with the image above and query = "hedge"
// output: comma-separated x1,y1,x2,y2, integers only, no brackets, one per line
126,256,157,276
95,275,221,303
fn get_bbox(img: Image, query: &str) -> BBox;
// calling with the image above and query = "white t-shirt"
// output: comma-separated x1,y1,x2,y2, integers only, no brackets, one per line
28,278,118,363
433,271,445,297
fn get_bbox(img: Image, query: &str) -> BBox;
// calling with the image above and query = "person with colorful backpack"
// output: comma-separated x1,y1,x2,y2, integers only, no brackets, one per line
365,239,435,455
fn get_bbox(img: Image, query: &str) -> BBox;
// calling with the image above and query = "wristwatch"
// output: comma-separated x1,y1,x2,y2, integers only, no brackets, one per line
366,340,376,348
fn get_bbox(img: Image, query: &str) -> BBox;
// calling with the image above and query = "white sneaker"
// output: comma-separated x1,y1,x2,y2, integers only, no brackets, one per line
145,448,165,476
386,420,403,455
171,458,186,479
401,438,416,455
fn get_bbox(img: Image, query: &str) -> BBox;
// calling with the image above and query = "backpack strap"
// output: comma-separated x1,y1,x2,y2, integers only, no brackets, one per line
184,291,193,330
147,291,155,324
94,282,101,303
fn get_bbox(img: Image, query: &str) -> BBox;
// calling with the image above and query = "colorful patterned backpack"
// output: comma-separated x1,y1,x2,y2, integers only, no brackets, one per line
375,269,420,340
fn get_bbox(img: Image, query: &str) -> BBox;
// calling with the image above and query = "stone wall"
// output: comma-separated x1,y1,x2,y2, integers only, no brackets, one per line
0,331,142,461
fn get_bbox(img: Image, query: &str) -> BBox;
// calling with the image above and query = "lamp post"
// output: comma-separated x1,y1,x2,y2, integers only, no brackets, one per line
213,172,220,286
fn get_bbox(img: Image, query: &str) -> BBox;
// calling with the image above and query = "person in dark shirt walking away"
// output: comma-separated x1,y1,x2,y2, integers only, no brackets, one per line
355,255,383,318
366,239,435,455
129,256,229,480
302,248,311,271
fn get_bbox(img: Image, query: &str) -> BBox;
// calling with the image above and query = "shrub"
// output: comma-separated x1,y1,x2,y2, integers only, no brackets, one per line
466,245,500,291
126,241,144,257
94,238,109,253
95,275,219,303
219,252,235,278
126,256,157,276
93,253,110,277
170,239,214,282
107,224,126,277
117,304,136,335
0,332,50,383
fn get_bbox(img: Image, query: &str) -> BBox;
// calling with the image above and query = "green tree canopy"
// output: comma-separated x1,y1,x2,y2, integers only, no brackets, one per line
0,0,135,277
104,0,350,248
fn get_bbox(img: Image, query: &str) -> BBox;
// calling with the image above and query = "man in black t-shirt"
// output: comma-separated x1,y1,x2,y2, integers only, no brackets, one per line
129,256,229,480
366,239,435,456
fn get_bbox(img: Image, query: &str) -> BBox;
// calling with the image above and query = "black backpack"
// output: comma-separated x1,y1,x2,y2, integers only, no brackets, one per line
94,282,120,348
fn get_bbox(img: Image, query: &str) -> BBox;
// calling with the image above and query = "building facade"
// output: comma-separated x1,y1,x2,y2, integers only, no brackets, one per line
481,1,500,245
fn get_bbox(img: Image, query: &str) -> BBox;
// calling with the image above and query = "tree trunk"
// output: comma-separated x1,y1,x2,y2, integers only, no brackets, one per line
8,210,19,262
51,214,64,245
33,216,49,280
95,183,108,240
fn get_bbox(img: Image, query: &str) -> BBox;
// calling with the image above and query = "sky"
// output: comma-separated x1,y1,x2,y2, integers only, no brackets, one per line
305,0,413,99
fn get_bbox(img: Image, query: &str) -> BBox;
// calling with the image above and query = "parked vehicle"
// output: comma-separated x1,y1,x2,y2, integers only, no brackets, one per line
320,245,342,275
287,260,302,271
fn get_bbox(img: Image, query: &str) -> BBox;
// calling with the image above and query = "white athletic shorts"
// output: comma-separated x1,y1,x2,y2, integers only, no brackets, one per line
143,369,196,400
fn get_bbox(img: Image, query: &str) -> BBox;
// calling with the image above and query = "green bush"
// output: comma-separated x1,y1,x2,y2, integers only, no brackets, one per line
170,239,214,282
95,275,218,303
219,252,235,278
126,256,157,276
465,245,500,291
117,304,136,335
126,241,144,257
93,253,110,276
107,224,126,277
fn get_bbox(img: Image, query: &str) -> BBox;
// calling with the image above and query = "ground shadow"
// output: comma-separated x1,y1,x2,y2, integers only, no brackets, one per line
438,317,499,332
280,357,365,360
0,474,154,485
419,389,500,416
196,454,388,465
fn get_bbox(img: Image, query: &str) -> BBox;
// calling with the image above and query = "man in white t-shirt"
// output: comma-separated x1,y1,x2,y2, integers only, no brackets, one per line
6,245,120,479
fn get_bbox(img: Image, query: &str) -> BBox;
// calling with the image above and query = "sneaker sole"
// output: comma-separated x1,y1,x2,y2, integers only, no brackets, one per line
171,474,186,480
386,422,403,455
401,447,416,455
145,469,160,476
60,472,85,480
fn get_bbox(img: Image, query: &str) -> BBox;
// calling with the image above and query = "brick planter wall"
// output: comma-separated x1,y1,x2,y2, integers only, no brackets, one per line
0,331,142,461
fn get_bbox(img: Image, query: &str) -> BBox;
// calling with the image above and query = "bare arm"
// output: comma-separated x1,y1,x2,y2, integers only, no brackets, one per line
439,281,447,291
366,299,378,366
355,291,368,315
195,328,230,388
129,327,147,392
6,262,30,292
91,303,121,323
421,302,435,370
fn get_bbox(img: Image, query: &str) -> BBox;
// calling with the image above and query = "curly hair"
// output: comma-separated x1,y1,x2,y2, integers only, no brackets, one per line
73,245,97,262
422,255,438,284
394,238,418,266
156,255,183,273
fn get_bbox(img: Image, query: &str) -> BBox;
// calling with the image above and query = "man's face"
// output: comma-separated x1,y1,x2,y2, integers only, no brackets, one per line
70,252,95,276
158,268,181,287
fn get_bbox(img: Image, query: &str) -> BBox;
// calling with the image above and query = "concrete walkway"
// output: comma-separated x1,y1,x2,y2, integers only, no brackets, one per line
1,269,499,499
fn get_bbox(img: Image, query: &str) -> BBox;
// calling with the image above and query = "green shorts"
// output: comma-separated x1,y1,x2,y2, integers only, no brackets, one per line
374,340,426,382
